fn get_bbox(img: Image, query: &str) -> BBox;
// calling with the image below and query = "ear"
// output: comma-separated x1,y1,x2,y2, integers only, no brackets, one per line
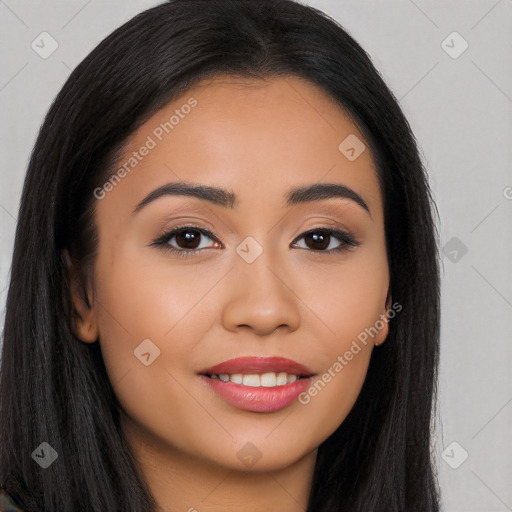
374,289,392,347
62,249,98,343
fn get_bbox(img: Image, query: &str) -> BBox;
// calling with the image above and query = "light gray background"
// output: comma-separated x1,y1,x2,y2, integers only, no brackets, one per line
0,1,511,510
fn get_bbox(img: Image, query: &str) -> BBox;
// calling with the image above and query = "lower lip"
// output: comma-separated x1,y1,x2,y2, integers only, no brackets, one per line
200,375,314,412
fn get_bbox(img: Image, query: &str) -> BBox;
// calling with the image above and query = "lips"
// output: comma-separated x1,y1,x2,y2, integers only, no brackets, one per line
199,356,315,377
198,356,316,412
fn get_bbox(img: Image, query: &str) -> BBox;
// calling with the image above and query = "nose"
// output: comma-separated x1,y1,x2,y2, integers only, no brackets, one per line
221,245,301,336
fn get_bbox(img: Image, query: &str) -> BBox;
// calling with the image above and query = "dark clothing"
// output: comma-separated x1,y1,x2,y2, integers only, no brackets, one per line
0,488,25,511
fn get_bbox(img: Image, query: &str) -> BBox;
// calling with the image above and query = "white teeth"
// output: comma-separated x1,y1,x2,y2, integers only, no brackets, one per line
208,371,303,387
242,374,261,387
230,373,243,384
260,372,277,387
276,372,288,386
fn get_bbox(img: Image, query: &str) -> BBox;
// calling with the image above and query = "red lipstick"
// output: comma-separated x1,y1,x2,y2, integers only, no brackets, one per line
198,356,316,413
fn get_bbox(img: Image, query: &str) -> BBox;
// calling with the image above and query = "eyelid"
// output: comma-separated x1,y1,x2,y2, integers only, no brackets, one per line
291,227,359,250
151,224,221,248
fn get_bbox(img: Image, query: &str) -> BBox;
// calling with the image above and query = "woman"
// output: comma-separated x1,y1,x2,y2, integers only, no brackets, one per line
0,0,440,510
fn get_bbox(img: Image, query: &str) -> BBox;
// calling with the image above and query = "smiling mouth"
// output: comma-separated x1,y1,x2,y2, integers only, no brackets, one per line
198,356,316,411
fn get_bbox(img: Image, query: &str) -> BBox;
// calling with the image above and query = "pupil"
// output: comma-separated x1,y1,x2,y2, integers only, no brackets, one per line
307,232,329,250
177,229,200,249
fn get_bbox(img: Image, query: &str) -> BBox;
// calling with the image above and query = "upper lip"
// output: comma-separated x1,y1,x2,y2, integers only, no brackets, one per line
199,356,316,377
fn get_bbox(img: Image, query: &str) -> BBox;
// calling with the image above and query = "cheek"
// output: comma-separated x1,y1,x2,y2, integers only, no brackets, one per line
90,243,219,390
298,247,388,343
95,241,216,331
288,249,387,438
289,282,385,448
90,250,217,448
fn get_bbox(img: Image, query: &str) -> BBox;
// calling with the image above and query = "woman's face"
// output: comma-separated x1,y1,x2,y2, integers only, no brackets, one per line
74,75,390,472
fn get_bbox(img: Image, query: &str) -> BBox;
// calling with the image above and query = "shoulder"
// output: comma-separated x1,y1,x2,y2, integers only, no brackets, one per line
0,487,26,511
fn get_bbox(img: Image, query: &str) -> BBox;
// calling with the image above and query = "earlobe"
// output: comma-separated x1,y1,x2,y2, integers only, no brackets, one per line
62,249,98,343
375,291,392,347
74,305,99,343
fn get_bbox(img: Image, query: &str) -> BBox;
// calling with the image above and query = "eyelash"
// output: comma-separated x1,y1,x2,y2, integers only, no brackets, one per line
151,225,360,258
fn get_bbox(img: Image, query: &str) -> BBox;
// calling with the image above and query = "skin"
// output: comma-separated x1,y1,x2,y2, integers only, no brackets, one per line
69,75,390,512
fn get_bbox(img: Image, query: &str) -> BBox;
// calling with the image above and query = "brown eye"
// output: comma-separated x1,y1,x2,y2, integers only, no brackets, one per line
303,231,330,250
292,228,358,253
173,228,203,250
152,225,220,257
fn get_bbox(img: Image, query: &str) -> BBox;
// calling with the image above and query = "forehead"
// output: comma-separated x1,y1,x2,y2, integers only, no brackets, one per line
102,74,382,217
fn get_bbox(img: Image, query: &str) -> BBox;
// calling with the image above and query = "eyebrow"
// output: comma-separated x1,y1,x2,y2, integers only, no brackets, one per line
132,181,370,215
